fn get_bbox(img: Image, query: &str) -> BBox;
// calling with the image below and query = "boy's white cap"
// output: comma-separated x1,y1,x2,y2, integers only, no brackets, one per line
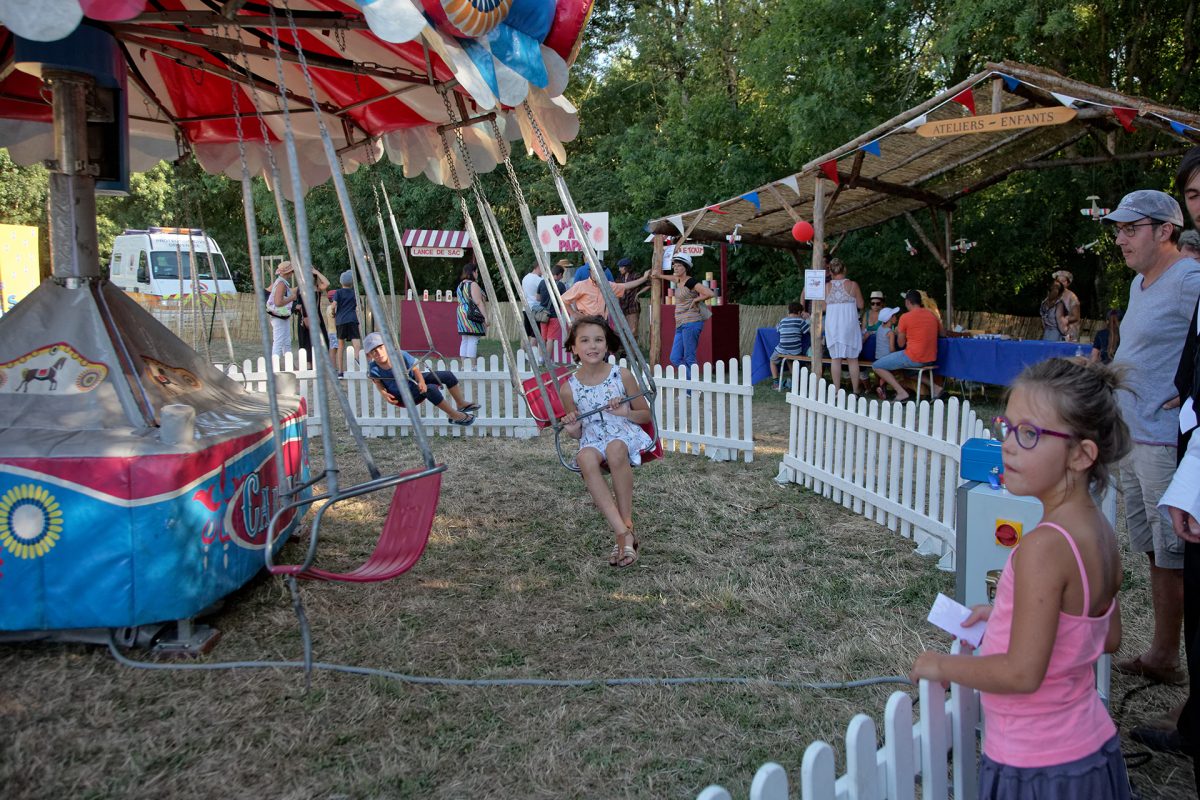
363,331,385,353
877,307,900,324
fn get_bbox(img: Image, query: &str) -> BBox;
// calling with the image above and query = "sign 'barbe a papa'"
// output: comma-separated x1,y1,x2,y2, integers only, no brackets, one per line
536,212,609,253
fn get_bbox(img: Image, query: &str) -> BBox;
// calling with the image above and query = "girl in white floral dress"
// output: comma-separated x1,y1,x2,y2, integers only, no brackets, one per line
561,316,653,567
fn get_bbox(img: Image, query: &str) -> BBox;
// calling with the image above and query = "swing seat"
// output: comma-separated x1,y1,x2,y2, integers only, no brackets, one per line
521,366,575,429
269,466,444,583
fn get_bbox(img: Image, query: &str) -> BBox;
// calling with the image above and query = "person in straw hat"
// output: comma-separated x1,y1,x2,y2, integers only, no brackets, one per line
863,289,886,339
265,260,299,358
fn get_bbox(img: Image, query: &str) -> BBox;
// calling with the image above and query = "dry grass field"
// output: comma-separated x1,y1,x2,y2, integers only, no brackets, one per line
1,369,1195,798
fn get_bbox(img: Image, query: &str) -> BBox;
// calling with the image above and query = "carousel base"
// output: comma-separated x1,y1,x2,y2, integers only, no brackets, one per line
0,616,223,657
0,278,310,633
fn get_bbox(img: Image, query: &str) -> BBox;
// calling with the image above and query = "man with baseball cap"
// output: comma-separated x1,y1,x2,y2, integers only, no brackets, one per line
362,331,477,425
1138,148,1200,772
1104,189,1200,692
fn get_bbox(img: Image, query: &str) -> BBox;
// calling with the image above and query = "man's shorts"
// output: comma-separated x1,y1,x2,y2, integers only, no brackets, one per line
523,310,536,337
336,322,360,341
870,350,930,372
1120,443,1184,568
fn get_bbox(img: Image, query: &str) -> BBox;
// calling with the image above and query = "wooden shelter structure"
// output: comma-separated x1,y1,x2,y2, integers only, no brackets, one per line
646,60,1200,363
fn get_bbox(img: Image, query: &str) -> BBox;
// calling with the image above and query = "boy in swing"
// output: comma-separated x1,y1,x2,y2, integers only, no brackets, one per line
363,332,478,426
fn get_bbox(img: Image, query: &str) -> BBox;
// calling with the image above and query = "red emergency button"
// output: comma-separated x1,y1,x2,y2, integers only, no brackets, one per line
995,521,1021,548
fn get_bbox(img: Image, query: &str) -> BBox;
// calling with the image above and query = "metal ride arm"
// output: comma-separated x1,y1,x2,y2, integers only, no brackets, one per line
252,6,438,580
520,102,661,448
433,90,564,433
486,118,571,330
379,182,445,367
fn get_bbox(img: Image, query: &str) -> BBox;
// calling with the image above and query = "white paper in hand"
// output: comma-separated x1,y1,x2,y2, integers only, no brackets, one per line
927,593,987,649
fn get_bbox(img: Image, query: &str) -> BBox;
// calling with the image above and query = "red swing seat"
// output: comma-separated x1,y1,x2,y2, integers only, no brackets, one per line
523,367,663,468
268,466,443,583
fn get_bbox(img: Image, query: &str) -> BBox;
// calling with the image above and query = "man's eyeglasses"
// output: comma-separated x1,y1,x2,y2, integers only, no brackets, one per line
993,416,1073,449
870,300,882,305
1113,222,1160,239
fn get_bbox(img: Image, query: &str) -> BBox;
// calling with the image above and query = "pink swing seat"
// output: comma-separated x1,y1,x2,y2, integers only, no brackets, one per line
269,466,444,583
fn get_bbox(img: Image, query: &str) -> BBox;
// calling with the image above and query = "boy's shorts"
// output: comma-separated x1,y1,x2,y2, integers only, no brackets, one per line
336,322,360,341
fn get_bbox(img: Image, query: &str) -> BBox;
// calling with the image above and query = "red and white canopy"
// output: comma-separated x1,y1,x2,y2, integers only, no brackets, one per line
0,0,592,192
402,229,471,248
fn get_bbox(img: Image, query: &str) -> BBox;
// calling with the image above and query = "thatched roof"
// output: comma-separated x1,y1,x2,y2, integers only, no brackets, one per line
647,61,1200,251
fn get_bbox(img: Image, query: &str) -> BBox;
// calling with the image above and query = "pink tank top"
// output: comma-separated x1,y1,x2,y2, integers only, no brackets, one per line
978,522,1117,768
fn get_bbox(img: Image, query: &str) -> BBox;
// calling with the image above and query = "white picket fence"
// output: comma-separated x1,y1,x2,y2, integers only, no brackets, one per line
776,366,990,567
698,666,980,800
219,349,754,461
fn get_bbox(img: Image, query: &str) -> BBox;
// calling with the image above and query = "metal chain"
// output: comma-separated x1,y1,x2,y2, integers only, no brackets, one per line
436,87,465,192
523,101,561,180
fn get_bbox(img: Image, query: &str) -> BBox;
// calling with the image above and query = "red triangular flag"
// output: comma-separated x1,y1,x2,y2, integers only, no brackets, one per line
819,160,840,185
1112,106,1137,132
705,204,729,215
951,88,976,116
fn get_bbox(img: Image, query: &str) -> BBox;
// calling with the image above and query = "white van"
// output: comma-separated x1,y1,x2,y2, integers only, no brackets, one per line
109,228,236,297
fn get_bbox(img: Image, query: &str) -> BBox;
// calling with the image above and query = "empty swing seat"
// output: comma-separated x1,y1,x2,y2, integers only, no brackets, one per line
269,466,444,583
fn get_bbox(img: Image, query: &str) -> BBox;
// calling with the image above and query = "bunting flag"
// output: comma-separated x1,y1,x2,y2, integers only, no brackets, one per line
860,139,882,157
1050,92,1079,108
819,160,840,185
705,204,729,215
1168,119,1196,135
1112,106,1137,132
778,175,800,194
999,74,1020,91
903,113,928,129
668,214,685,235
951,88,977,115
741,191,761,210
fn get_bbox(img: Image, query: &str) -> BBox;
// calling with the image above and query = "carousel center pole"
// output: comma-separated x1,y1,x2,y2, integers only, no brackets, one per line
45,69,100,285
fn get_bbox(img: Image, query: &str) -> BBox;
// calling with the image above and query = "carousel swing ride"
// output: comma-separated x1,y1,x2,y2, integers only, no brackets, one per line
0,0,594,654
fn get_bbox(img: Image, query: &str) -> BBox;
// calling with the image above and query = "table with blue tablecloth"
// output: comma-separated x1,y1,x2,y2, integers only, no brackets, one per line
750,327,876,384
936,338,1084,385
751,327,1083,386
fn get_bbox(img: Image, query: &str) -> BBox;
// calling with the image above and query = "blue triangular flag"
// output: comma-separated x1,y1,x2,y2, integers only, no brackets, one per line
861,139,882,157
742,191,761,210
1170,119,1195,134
1000,73,1020,91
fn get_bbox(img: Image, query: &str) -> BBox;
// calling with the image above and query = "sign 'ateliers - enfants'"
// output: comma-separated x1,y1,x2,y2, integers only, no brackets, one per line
916,107,1077,138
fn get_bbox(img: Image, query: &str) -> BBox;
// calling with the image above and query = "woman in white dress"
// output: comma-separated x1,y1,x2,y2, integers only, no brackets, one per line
824,258,864,394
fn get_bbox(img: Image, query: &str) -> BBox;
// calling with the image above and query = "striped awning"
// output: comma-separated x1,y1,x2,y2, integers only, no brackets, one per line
402,230,472,248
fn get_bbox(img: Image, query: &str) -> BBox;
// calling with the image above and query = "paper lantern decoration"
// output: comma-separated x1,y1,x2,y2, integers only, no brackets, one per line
791,220,814,243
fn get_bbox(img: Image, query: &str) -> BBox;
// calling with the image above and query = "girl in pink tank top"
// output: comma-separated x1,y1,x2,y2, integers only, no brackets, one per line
910,358,1133,799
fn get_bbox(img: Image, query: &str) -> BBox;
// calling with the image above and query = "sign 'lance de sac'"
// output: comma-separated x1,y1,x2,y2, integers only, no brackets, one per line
916,107,1077,138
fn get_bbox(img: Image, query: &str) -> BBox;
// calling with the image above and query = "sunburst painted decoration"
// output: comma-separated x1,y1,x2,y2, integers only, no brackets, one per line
0,484,64,559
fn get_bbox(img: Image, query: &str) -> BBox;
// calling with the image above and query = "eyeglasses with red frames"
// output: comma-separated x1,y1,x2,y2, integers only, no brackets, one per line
993,415,1073,449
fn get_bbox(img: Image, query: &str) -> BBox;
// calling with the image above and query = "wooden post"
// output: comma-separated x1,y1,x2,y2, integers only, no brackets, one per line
810,177,827,367
719,241,728,304
649,234,665,367
943,210,954,325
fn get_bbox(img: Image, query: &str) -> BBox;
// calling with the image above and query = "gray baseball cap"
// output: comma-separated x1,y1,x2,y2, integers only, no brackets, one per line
1102,189,1184,226
363,331,385,353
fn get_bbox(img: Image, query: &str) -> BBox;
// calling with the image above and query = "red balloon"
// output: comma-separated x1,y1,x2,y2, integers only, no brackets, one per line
792,220,814,242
